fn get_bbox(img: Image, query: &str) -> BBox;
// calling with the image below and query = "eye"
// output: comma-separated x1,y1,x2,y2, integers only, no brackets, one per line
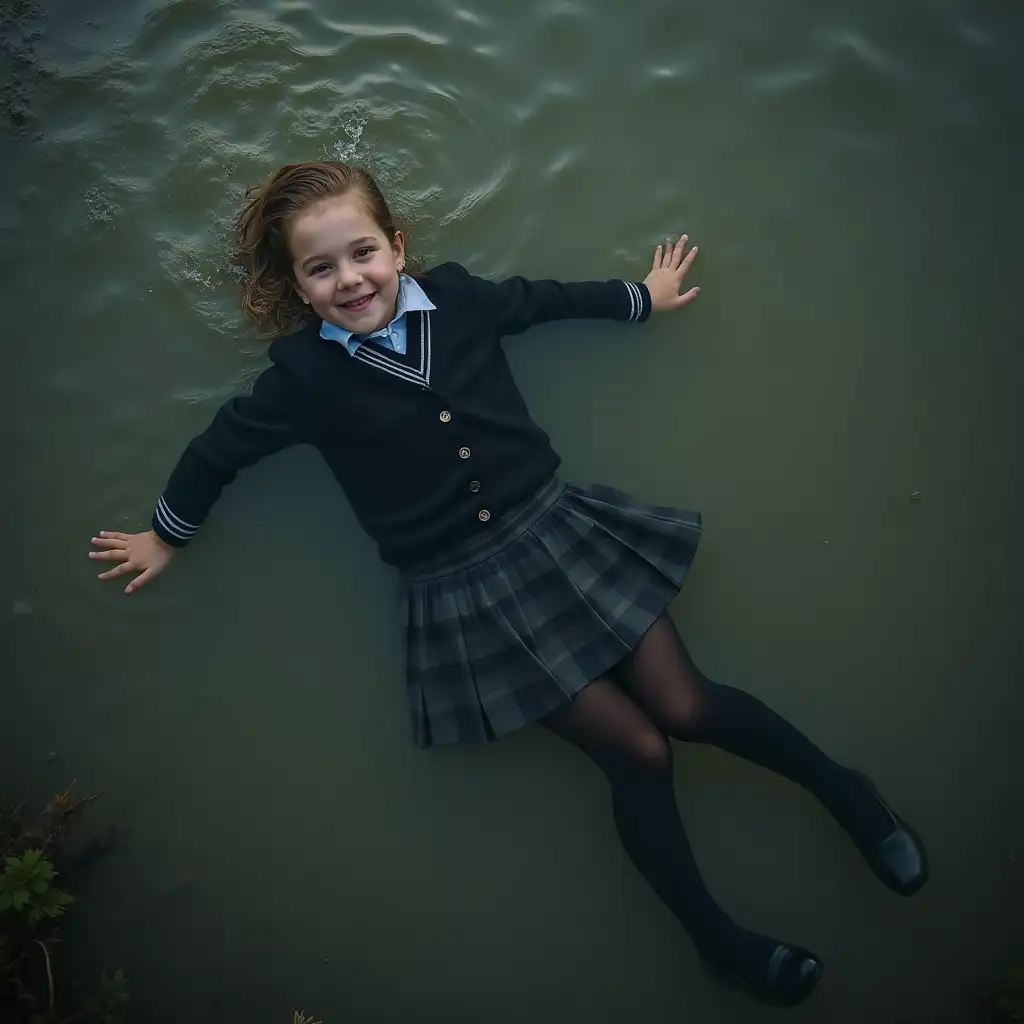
354,246,376,260
310,263,331,275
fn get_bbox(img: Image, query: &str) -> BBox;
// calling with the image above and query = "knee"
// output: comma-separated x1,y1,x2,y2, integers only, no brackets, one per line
625,727,673,775
656,677,727,740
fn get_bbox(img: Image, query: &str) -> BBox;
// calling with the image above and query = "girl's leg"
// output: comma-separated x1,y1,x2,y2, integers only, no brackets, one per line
615,614,894,848
542,678,821,1003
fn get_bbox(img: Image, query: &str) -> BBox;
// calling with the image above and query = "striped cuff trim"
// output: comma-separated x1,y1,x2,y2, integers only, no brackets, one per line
155,497,198,541
623,281,644,322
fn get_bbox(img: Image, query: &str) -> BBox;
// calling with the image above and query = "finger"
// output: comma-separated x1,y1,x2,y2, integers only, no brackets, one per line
98,531,130,541
125,567,155,595
90,536,129,550
674,286,701,308
89,549,129,562
98,561,136,581
663,238,673,269
670,234,688,271
677,244,698,278
651,245,663,274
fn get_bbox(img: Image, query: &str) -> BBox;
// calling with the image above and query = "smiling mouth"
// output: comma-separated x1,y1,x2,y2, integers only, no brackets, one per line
340,293,376,312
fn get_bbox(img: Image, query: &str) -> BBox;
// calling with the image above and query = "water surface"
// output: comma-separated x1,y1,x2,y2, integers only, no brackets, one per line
2,0,1023,1020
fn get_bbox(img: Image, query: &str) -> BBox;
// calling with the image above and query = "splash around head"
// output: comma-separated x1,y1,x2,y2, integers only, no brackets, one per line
236,162,406,337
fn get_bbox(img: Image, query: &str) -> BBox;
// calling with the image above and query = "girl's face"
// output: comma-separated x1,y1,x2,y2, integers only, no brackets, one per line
289,193,405,335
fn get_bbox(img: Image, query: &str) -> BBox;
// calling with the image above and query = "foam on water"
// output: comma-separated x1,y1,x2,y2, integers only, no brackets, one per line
329,111,369,162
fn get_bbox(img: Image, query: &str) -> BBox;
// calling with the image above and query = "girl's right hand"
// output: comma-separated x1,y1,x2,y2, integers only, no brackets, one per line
89,530,176,594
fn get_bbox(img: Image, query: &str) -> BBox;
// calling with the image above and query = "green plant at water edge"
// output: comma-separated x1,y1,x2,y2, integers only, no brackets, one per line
91,968,130,1024
0,849,74,927
0,784,126,1023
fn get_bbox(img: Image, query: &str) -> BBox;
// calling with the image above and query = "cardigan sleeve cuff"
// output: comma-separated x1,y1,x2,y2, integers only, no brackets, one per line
622,281,652,323
151,495,199,548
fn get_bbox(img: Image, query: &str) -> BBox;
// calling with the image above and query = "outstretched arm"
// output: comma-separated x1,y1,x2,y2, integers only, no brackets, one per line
88,364,306,594
451,235,699,337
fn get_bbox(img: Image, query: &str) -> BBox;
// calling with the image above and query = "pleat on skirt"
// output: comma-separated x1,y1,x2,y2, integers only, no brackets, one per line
399,476,702,748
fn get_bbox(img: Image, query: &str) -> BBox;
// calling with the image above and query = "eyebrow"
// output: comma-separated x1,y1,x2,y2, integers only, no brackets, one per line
300,237,379,270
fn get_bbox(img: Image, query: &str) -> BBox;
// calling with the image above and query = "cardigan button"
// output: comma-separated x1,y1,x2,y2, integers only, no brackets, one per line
458,446,471,459
477,509,491,522
439,410,452,423
468,480,481,493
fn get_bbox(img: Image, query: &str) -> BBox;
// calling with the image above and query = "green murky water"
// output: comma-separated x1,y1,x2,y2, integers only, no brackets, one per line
2,0,1023,1020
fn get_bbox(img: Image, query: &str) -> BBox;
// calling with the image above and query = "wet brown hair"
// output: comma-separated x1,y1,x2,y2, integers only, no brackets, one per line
235,161,398,336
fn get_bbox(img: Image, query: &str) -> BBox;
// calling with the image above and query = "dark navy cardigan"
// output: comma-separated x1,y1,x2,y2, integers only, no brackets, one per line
152,261,652,566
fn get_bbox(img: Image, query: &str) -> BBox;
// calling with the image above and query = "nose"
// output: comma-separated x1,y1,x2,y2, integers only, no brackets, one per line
337,262,363,289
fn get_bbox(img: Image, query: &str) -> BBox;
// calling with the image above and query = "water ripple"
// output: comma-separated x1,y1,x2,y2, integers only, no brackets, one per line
439,159,513,227
19,0,1019,414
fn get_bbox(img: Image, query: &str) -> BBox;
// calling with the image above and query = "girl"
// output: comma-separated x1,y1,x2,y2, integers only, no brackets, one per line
89,162,926,1006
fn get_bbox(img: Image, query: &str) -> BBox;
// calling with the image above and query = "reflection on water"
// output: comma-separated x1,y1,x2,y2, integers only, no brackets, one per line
2,0,1023,1020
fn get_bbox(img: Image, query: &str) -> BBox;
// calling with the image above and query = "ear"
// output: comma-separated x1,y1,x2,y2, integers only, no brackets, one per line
293,281,311,305
392,230,406,271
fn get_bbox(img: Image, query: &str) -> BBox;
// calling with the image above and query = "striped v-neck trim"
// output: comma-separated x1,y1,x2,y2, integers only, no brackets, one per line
352,310,432,387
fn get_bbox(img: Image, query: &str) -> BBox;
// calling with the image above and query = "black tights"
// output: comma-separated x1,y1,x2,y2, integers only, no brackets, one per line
542,614,885,968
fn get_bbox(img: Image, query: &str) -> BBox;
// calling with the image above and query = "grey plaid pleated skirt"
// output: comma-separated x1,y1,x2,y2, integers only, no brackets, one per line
399,477,702,748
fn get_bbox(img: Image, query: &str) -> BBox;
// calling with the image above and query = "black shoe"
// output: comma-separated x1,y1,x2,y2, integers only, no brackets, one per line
852,772,929,896
702,943,824,1006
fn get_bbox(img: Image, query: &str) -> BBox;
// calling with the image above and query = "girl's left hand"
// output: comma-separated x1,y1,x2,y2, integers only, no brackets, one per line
644,236,700,313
